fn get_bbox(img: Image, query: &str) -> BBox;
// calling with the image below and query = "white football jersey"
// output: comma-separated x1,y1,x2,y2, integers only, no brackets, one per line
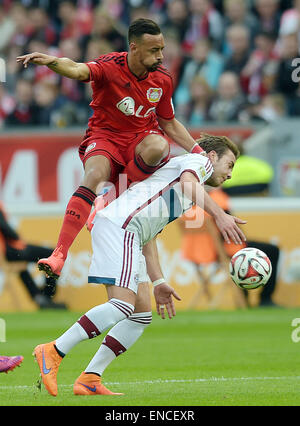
97,154,213,246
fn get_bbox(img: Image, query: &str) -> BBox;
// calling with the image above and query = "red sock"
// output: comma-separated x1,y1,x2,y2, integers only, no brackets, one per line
124,154,169,184
56,186,96,259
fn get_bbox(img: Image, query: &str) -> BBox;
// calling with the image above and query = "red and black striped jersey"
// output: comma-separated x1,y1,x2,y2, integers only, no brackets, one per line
85,51,175,133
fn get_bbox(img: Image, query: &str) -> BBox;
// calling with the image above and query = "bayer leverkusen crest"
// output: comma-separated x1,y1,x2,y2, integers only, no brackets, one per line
147,88,163,103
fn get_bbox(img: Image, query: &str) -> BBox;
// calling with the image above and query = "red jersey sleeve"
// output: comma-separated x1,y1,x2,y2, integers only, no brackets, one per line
85,52,124,83
155,66,175,121
84,60,106,83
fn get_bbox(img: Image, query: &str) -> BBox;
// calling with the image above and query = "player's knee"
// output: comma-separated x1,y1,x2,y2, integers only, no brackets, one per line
83,156,111,191
129,312,152,328
136,135,169,166
83,168,109,192
138,136,169,165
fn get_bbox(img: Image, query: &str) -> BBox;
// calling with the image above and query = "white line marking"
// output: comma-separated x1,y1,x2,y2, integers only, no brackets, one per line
1,376,299,391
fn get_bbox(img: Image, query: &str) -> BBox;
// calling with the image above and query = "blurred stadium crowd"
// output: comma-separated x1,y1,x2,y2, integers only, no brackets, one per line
0,0,300,129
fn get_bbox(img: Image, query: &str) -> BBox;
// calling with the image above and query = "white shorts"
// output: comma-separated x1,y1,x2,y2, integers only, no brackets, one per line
88,215,148,294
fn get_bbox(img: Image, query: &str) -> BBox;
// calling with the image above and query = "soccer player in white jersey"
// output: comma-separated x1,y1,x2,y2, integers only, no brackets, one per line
33,135,247,396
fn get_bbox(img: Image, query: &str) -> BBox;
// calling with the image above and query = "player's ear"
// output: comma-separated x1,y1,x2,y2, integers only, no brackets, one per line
129,41,138,53
207,150,218,163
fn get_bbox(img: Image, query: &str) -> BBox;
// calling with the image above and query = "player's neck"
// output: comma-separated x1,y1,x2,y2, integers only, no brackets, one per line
127,54,148,79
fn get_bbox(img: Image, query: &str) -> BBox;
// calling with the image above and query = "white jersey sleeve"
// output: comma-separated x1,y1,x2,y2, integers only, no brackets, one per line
178,154,214,184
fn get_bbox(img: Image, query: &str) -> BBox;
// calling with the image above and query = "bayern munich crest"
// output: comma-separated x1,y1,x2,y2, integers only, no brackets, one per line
147,88,163,103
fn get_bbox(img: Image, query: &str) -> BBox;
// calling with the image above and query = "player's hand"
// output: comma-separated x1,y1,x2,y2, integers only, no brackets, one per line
215,212,247,245
16,52,57,68
153,283,181,320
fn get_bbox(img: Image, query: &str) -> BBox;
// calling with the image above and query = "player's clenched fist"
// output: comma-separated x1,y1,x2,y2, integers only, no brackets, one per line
16,52,56,68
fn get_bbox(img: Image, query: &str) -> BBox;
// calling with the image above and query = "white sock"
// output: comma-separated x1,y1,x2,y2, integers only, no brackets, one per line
55,298,134,355
85,312,152,376
55,323,89,355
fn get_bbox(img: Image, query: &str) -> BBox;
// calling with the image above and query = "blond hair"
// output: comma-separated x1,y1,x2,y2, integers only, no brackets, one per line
196,133,240,159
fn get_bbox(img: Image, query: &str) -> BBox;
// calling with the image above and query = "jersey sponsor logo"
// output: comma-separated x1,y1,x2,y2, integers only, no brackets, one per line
147,87,163,103
117,97,135,116
116,96,156,118
85,142,96,154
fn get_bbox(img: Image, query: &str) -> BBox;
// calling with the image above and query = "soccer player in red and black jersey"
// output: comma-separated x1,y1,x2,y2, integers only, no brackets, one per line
17,18,205,278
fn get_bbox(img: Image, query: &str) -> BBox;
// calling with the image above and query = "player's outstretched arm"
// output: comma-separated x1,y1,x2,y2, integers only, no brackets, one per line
180,172,247,245
158,117,204,154
143,237,164,282
143,238,181,319
202,189,247,245
16,52,90,81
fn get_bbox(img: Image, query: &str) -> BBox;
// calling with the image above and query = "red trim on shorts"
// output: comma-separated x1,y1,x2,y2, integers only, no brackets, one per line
83,148,123,166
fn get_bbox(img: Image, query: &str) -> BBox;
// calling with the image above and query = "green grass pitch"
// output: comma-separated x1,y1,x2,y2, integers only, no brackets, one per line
1,308,300,406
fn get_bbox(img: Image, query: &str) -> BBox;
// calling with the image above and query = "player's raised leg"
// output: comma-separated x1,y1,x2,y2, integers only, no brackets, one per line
86,133,171,231
124,132,170,184
37,155,111,278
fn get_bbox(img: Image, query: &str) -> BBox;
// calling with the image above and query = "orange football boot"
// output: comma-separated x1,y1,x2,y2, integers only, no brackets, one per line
73,372,124,396
33,341,63,397
37,246,64,279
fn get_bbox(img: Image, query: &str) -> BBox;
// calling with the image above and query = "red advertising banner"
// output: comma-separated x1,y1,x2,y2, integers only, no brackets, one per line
0,127,254,203
0,132,83,203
